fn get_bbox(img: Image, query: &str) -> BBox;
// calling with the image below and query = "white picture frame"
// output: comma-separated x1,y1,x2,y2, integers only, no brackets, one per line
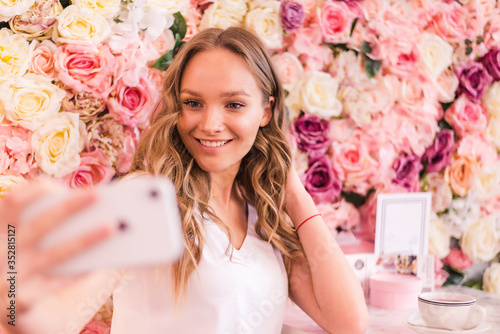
374,192,431,256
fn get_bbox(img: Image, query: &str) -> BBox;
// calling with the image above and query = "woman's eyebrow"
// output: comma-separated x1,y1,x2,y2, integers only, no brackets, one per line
180,89,201,96
180,89,251,98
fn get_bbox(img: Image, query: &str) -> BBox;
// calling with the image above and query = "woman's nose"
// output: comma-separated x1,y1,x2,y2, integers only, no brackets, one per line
199,107,224,134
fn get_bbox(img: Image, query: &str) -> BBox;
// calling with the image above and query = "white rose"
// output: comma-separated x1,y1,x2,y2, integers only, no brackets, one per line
299,70,342,119
285,83,301,122
0,74,66,131
31,113,85,177
428,214,451,259
245,1,282,50
482,81,500,118
200,0,246,30
486,115,500,149
71,0,121,19
54,5,111,45
0,0,35,21
472,160,500,199
0,28,30,83
146,0,188,15
271,52,304,92
0,175,26,199
418,33,453,79
483,262,500,294
460,216,500,262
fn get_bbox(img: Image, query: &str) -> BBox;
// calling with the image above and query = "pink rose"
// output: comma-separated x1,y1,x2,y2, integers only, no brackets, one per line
112,47,148,88
484,16,500,50
105,77,159,128
289,24,323,57
399,76,442,122
80,320,110,334
317,199,360,235
319,0,356,44
481,195,500,216
430,1,471,43
299,44,333,72
443,248,473,271
28,40,58,80
434,256,450,287
189,0,213,19
421,172,453,213
0,125,35,175
184,12,200,40
381,36,419,78
63,150,115,189
141,30,175,63
116,134,137,174
457,135,497,168
329,119,356,143
147,67,167,92
435,68,459,103
271,52,304,90
445,96,488,138
332,130,378,196
55,43,115,93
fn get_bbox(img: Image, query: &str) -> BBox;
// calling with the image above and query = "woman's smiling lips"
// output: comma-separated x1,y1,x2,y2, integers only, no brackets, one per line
195,138,233,151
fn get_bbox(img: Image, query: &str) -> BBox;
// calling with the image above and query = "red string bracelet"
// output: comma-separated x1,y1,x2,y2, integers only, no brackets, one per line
295,213,321,232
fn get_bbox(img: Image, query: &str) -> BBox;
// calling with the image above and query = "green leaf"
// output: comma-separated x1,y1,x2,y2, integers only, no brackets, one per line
361,41,372,54
465,46,473,55
438,118,453,130
476,35,484,45
465,39,472,45
342,188,375,208
170,12,187,41
364,55,381,79
463,279,483,290
350,18,358,37
152,49,174,71
443,265,465,286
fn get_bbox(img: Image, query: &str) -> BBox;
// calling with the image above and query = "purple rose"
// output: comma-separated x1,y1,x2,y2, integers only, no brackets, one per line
480,48,500,81
421,129,455,173
302,156,342,204
456,62,493,102
392,153,423,191
292,114,331,157
280,0,305,33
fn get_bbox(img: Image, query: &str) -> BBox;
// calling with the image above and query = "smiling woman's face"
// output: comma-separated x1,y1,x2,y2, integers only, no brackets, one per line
177,48,272,176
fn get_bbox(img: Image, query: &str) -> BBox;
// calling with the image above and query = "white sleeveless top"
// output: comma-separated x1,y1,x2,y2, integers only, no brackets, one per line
110,205,288,334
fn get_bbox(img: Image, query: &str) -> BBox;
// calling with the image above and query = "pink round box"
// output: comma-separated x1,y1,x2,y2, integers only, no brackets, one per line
369,272,423,310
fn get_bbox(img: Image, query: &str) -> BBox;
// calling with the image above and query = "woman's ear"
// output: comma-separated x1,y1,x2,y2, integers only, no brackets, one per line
260,96,274,127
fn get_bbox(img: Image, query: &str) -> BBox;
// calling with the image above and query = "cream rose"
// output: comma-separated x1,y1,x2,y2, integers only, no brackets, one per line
271,52,304,92
299,70,342,119
0,174,26,199
146,0,188,15
429,214,451,259
486,115,500,149
472,161,500,199
71,0,121,19
418,33,454,79
0,73,66,131
54,5,110,45
199,0,246,30
483,262,500,294
28,40,58,79
31,112,85,177
0,0,35,21
482,81,500,118
460,216,500,262
0,28,29,83
245,1,282,50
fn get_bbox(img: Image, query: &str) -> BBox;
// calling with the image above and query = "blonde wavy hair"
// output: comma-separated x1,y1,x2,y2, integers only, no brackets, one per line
131,27,304,299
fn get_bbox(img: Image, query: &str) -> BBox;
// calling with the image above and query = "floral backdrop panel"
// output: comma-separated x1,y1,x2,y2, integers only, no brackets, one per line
1,0,500,332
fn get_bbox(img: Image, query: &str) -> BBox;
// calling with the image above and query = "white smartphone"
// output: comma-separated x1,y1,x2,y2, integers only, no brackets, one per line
20,175,184,275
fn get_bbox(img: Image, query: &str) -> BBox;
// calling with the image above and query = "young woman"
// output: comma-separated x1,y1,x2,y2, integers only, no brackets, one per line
1,27,368,334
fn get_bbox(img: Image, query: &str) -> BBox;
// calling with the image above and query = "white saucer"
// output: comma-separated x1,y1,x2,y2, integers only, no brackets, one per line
405,312,491,334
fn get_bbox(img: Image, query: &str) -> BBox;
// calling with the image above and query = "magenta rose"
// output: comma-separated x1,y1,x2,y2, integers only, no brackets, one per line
80,320,110,334
292,114,331,157
55,43,115,93
443,247,473,271
421,129,455,173
392,153,423,191
480,48,500,81
456,62,493,102
302,155,342,204
281,1,305,33
63,149,115,188
105,77,159,128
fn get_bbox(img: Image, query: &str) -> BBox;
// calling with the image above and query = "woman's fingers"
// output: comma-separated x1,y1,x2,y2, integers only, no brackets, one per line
34,226,111,275
19,190,97,247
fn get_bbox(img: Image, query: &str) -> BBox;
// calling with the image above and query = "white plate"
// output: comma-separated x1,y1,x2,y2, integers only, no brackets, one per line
405,313,491,334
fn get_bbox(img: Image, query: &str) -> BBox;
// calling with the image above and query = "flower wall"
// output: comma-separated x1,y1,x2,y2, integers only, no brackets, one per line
1,0,500,330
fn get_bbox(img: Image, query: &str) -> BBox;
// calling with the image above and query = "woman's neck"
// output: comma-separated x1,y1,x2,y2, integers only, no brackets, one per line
209,171,241,211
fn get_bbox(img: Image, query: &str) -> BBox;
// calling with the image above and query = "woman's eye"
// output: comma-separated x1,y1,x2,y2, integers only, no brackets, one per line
227,102,245,109
183,100,201,108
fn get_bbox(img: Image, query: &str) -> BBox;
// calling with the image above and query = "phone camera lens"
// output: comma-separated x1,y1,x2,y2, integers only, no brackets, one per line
118,221,129,231
150,189,158,198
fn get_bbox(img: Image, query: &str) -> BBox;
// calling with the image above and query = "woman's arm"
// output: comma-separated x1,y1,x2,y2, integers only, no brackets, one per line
285,168,369,334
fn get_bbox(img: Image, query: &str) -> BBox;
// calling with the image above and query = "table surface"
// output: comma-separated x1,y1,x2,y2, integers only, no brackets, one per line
282,286,500,334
